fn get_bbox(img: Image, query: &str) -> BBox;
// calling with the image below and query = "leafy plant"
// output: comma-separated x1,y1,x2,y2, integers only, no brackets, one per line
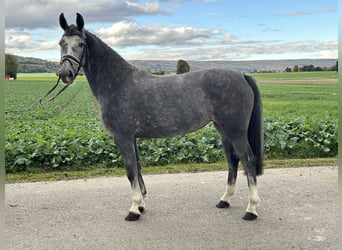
5,74,337,174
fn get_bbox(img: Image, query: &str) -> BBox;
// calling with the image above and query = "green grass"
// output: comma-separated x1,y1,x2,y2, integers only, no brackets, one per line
260,83,337,118
5,157,337,183
5,72,337,181
8,72,338,120
16,73,87,82
251,71,338,81
5,75,91,116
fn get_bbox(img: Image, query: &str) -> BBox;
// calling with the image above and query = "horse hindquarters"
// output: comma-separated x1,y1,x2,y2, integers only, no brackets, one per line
216,75,263,220
216,126,261,220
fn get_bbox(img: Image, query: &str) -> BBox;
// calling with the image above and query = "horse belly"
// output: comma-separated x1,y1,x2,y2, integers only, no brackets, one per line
135,106,212,138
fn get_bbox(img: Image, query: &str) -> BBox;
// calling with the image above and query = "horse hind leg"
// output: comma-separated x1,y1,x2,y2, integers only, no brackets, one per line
216,137,239,209
244,172,260,220
231,136,260,220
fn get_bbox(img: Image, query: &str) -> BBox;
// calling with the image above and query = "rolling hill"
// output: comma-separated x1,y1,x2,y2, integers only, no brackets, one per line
16,55,336,74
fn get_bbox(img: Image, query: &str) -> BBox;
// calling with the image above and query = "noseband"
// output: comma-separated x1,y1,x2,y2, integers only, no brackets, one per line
40,42,87,104
59,43,87,78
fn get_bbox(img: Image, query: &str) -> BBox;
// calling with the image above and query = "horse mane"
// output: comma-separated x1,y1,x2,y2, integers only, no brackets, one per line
81,29,139,96
84,30,134,72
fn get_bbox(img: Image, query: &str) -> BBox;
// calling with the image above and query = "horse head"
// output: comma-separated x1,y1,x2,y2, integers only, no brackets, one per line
58,13,87,84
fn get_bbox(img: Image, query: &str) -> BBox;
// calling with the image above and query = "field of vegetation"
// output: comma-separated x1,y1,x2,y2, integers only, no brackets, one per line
5,72,337,174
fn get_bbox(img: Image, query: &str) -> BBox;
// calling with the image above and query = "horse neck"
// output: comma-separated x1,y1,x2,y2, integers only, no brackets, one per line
83,31,135,97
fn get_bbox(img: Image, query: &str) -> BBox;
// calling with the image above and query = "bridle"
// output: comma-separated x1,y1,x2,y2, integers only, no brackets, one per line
59,39,87,80
5,37,87,114
39,39,87,104
59,45,87,79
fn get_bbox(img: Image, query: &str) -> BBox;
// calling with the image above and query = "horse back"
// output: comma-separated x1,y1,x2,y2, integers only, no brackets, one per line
100,68,254,138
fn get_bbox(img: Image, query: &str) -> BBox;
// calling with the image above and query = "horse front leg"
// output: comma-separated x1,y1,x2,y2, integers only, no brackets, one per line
114,136,144,221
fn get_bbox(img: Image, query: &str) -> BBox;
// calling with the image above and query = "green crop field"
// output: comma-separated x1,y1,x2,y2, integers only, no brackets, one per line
5,72,337,174
251,71,338,81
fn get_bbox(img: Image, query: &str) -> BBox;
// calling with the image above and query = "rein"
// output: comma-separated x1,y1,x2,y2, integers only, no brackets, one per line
5,77,71,114
6,37,87,114
39,76,69,104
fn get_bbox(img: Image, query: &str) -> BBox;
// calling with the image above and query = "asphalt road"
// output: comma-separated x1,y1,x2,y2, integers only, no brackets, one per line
5,166,338,250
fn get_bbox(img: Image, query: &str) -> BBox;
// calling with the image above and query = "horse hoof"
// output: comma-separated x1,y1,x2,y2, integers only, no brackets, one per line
139,207,145,213
125,212,140,221
243,212,258,221
216,200,230,208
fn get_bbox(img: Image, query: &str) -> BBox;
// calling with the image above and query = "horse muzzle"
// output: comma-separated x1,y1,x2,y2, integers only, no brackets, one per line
58,61,76,85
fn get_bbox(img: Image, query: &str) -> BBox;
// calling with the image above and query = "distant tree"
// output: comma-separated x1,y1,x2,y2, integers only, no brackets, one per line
145,67,152,74
308,64,315,71
176,59,190,74
152,69,166,75
300,65,315,72
285,67,292,72
293,65,299,72
5,54,18,79
331,60,338,71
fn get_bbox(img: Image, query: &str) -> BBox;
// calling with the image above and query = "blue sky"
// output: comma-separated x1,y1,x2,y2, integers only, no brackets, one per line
5,0,338,61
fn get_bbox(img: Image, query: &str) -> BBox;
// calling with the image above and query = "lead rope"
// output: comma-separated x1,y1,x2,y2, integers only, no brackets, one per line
39,77,70,104
6,43,87,114
5,76,70,114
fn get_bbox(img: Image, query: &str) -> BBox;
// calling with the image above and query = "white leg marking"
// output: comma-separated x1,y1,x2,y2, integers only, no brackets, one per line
130,180,144,215
246,184,260,216
220,184,236,203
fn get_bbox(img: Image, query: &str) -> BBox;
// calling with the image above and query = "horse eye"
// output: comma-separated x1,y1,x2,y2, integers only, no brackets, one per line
79,43,84,48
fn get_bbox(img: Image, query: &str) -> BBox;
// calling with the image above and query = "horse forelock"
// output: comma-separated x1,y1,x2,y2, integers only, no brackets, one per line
63,24,86,38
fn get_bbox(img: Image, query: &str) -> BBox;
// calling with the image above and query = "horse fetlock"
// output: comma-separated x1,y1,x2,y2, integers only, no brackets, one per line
249,190,260,207
219,184,235,204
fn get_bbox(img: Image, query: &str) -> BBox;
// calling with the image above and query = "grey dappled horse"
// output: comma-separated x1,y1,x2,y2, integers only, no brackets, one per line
58,13,264,221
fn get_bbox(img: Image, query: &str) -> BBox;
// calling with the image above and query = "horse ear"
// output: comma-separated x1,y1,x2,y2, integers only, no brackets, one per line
76,13,84,31
59,13,68,30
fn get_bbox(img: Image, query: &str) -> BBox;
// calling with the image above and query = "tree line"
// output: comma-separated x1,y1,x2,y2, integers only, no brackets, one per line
6,53,337,79
6,53,191,78
285,61,338,72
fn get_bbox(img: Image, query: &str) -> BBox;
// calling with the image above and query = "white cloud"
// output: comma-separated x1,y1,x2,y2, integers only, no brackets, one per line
5,0,170,29
4,1,337,61
5,29,57,54
96,21,221,46
6,19,337,61
123,40,338,61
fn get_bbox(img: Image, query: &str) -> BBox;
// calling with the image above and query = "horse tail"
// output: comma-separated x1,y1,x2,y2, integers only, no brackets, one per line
244,74,264,176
